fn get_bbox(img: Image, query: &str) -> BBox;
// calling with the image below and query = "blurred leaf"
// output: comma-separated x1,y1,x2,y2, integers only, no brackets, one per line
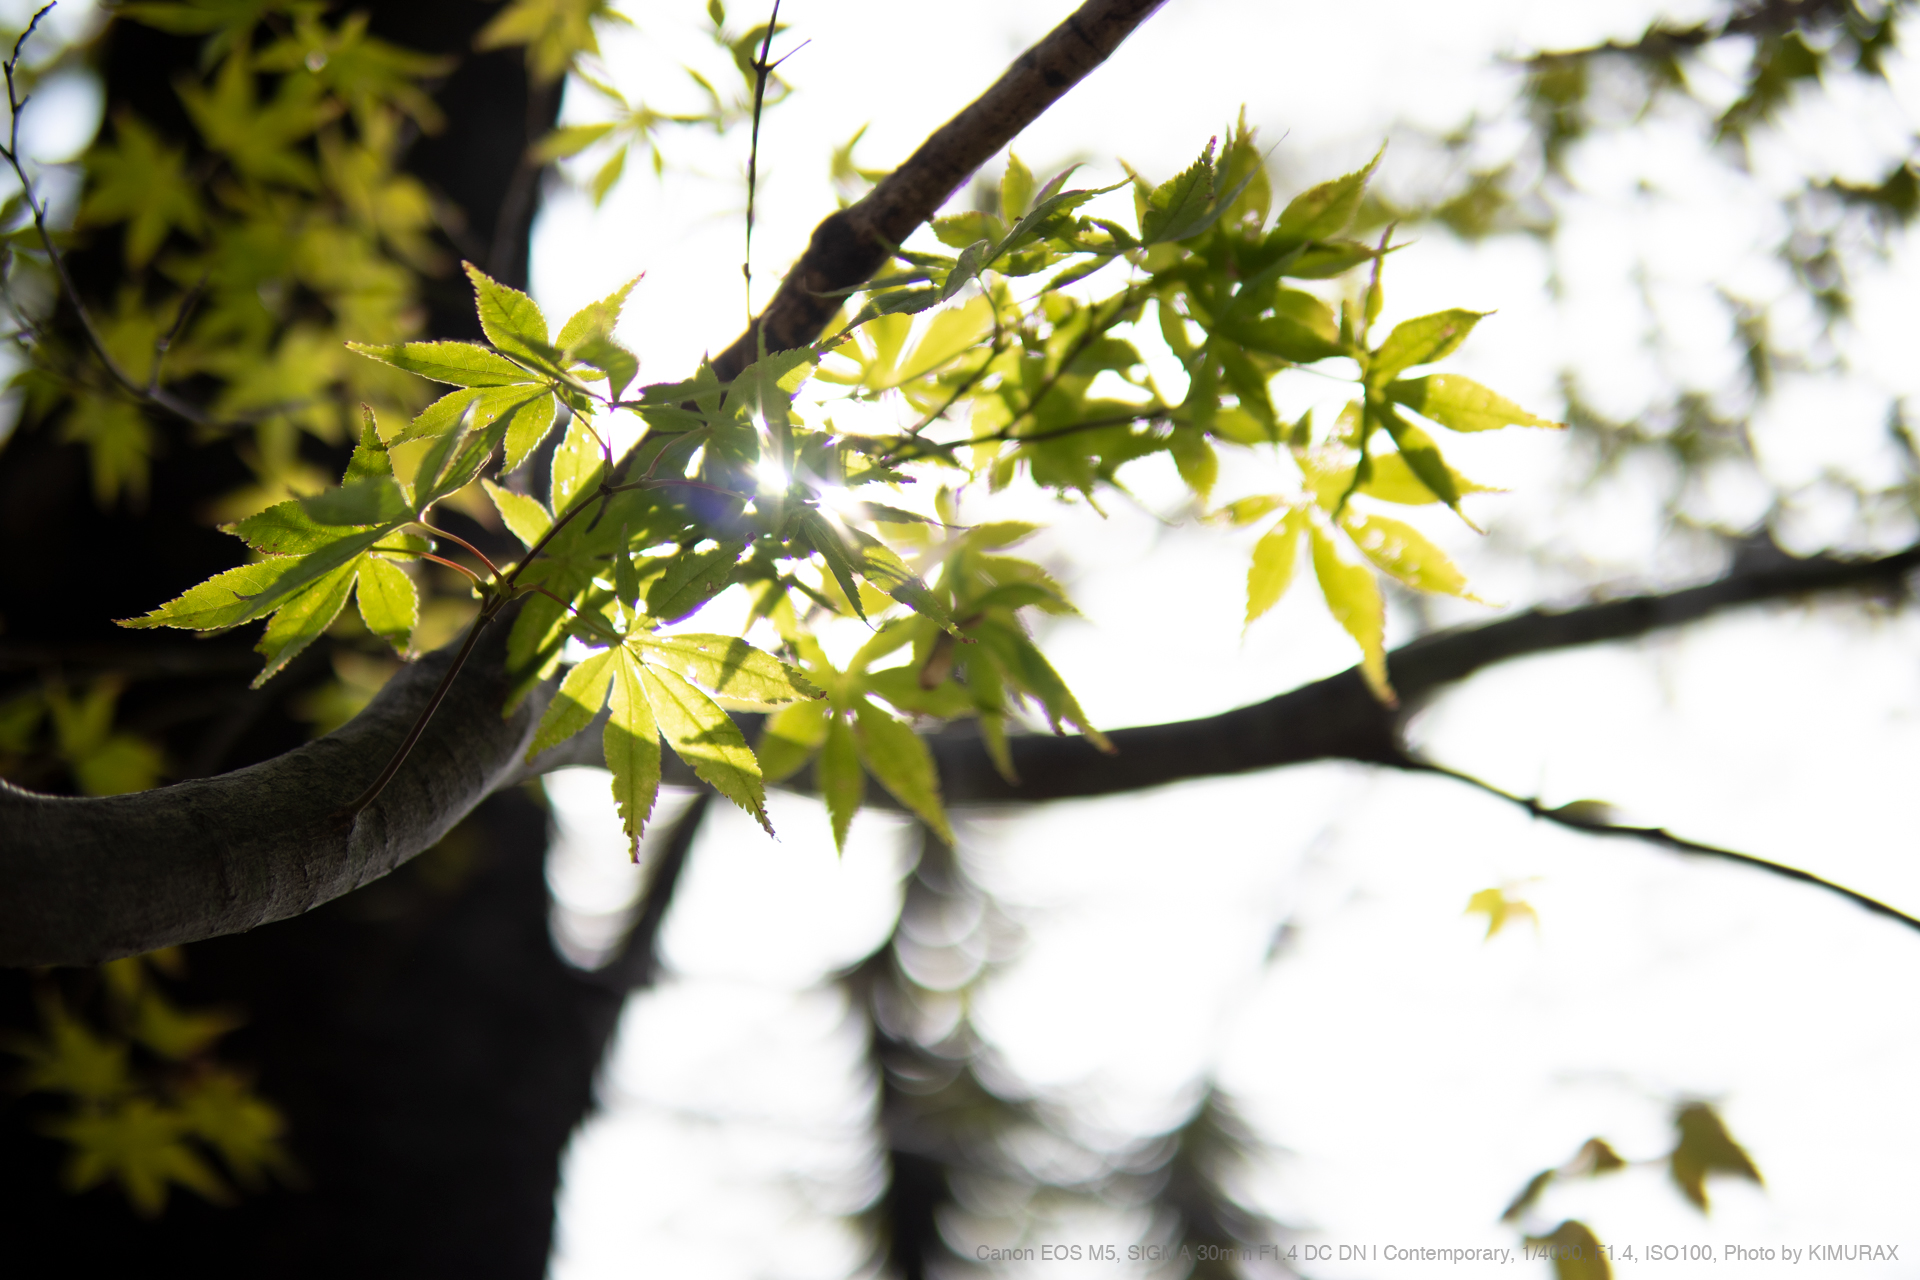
1245,506,1304,625
757,699,827,783
1340,511,1479,599
176,1071,293,1190
1669,1102,1762,1211
1369,309,1485,384
819,713,864,852
1502,1169,1556,1223
1389,374,1561,432
1466,886,1538,940
1275,147,1382,242
1523,1221,1611,1280
1309,518,1392,704
45,1099,231,1217
853,698,952,844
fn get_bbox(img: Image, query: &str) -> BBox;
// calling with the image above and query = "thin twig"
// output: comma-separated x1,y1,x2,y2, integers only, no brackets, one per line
0,8,253,432
1407,758,1920,935
742,0,783,325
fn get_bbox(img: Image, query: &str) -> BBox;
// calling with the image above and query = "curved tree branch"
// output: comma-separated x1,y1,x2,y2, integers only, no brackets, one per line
10,536,1902,967
6,0,1916,966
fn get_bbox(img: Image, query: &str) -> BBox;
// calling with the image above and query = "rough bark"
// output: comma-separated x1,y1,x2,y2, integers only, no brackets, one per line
8,541,1915,966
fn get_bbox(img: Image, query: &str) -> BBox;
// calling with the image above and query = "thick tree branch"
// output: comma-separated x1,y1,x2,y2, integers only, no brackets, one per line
0,623,548,966
6,540,1915,966
708,0,1166,379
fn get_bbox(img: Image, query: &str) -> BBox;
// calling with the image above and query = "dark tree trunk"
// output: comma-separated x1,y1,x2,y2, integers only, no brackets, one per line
0,4,632,1273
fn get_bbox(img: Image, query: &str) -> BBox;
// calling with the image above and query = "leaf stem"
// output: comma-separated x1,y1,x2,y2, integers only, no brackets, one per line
411,521,504,577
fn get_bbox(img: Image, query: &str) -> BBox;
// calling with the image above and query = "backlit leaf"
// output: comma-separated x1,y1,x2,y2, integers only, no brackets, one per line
355,556,419,655
819,713,864,852
1309,518,1393,704
119,560,302,633
1388,373,1562,432
1341,512,1479,599
640,664,769,832
1369,309,1486,384
481,479,554,548
529,648,617,761
640,634,821,704
254,561,358,686
1246,507,1304,625
346,340,536,387
465,261,553,364
605,649,662,852
853,699,952,844
1275,146,1381,242
501,389,558,475
301,476,412,527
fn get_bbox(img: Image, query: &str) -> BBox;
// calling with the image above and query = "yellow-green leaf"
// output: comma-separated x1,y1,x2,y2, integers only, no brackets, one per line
118,560,303,633
1309,518,1392,704
1466,886,1538,940
1669,1103,1763,1212
1369,309,1486,385
605,649,662,852
1245,507,1304,625
528,649,617,762
356,558,418,657
1340,512,1479,600
640,664,769,832
253,561,359,687
819,713,864,852
464,261,553,364
481,479,554,549
757,699,828,783
639,634,821,704
1388,374,1562,432
852,699,952,844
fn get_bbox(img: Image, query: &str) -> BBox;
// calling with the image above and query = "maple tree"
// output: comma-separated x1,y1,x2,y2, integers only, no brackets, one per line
0,0,1913,1273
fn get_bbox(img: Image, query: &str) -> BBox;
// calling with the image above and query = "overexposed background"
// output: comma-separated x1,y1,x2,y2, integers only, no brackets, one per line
533,2,1920,1276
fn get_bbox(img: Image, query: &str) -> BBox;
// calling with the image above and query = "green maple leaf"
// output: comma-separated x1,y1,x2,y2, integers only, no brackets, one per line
78,114,205,267
45,1099,231,1217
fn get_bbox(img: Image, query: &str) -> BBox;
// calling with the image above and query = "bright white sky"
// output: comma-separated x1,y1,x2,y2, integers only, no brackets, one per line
533,2,1920,1277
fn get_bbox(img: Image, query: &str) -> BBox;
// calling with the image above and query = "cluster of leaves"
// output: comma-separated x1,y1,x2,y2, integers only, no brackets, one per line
831,123,1557,701
0,675,165,796
532,0,795,203
4,0,449,510
1503,1102,1764,1280
2,951,294,1216
126,121,1557,855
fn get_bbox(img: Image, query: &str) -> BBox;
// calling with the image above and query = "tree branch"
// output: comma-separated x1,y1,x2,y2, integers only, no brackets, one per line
6,538,1915,966
0,621,549,966
708,0,1167,379
1403,759,1920,934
